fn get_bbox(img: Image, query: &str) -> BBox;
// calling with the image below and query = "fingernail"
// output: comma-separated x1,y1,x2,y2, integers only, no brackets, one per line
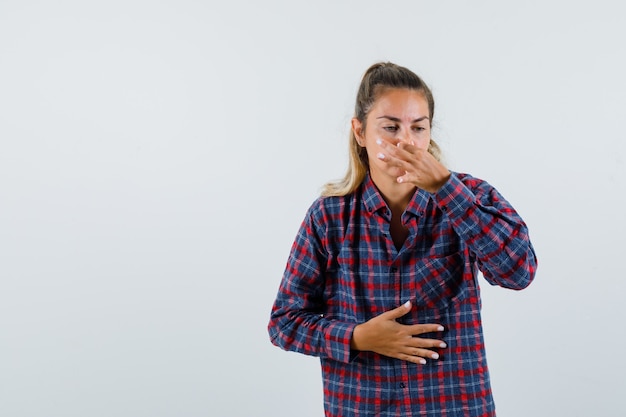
439,342,447,348
437,326,444,331
377,153,385,159
397,177,404,183
376,138,382,145
431,353,439,359
419,358,426,365
403,300,411,309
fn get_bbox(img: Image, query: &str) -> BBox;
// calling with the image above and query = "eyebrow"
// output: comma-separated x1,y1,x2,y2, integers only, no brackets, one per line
376,116,430,123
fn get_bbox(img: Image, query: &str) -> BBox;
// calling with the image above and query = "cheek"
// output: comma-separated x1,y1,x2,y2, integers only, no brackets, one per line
414,137,431,150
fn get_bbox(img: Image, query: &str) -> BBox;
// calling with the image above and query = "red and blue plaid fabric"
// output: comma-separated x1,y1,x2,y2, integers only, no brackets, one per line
268,172,537,416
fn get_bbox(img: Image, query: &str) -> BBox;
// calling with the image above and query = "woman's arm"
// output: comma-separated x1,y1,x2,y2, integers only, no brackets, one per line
432,173,537,289
267,207,357,364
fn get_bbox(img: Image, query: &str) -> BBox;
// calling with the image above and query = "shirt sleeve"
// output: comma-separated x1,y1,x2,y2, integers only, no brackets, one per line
432,173,537,289
267,203,357,363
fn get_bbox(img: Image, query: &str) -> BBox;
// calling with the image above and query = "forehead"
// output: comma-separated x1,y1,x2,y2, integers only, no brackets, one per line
370,88,430,119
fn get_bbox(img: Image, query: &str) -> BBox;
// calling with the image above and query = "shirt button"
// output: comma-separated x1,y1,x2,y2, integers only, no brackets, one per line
390,267,398,273
399,383,406,388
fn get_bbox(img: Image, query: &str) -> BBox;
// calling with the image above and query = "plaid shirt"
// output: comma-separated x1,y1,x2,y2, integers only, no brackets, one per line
268,172,537,416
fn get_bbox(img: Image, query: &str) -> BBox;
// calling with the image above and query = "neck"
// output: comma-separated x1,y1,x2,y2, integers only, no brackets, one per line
370,171,416,213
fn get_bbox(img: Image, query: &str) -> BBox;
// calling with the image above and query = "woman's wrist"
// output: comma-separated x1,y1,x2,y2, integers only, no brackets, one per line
350,323,367,351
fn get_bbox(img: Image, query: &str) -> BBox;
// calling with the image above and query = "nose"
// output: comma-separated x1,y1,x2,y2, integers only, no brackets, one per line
398,128,412,144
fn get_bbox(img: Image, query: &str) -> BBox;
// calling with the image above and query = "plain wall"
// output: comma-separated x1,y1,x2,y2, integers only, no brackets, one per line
1,1,625,416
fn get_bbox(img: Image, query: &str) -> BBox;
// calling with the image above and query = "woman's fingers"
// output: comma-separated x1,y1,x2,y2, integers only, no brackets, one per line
385,143,449,192
408,334,448,349
351,301,448,364
399,353,429,365
397,343,445,364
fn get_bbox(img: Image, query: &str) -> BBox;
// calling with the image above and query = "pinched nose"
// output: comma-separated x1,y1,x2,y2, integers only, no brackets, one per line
397,133,414,146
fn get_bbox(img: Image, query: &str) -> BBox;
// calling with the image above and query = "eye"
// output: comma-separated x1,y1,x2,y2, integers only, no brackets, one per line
412,126,426,132
383,125,398,132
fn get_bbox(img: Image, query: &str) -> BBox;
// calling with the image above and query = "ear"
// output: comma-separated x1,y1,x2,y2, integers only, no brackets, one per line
351,118,365,147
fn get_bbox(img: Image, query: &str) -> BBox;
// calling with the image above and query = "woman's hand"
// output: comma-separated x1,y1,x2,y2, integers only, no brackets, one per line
350,301,447,365
376,138,451,193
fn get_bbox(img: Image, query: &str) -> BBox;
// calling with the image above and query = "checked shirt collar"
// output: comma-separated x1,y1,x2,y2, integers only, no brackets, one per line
361,172,432,223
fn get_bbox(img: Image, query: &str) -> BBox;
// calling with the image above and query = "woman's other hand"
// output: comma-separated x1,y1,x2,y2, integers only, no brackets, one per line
350,301,447,365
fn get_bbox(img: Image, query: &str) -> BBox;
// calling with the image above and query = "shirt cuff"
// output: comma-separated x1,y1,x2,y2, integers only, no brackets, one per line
432,173,476,219
325,321,358,364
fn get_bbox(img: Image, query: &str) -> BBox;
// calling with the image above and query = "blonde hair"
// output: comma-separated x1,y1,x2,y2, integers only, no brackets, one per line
322,62,442,197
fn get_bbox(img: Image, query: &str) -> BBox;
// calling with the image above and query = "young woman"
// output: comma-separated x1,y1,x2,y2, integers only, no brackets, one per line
268,62,537,416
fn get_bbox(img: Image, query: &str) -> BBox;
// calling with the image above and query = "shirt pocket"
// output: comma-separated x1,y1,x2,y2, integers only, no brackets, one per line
410,252,467,310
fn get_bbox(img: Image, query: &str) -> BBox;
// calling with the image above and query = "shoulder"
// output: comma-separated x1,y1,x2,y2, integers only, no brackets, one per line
298,190,363,246
305,193,355,225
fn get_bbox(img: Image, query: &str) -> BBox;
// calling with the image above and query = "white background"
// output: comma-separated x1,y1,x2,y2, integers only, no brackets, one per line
1,1,625,416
